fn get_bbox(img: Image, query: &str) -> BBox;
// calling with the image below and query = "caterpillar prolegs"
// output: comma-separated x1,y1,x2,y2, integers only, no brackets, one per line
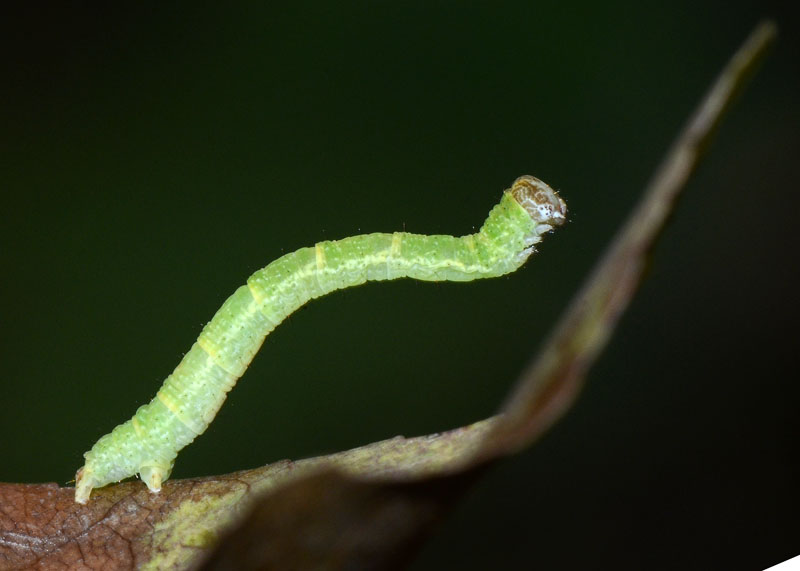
74,176,567,503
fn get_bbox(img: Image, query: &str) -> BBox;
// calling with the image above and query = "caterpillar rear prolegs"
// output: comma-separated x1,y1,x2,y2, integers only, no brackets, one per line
74,175,566,503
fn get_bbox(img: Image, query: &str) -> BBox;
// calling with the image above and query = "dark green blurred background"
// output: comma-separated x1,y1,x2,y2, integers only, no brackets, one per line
1,2,797,569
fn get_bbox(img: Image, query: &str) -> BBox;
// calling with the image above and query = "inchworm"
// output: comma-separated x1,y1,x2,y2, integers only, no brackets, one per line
74,176,567,503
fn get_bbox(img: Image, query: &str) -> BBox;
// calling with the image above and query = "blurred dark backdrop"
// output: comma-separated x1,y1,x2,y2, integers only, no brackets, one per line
1,2,797,569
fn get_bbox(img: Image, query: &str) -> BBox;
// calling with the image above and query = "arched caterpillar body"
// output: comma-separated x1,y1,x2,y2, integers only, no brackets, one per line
74,176,567,503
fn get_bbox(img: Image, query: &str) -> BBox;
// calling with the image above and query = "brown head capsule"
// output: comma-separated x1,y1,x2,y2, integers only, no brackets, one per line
511,175,567,236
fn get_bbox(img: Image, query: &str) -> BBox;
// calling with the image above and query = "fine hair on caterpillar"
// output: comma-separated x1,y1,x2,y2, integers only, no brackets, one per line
74,175,566,504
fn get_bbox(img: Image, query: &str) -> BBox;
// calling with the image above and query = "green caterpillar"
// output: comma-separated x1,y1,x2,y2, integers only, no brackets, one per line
74,176,567,504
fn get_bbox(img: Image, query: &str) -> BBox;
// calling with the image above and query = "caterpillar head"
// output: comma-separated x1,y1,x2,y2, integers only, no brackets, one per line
511,175,567,236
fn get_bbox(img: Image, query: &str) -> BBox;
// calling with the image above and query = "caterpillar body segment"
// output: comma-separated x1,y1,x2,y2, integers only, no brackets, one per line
74,176,566,503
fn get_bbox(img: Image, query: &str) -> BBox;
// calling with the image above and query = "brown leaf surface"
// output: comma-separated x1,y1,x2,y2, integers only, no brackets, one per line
1,420,497,570
0,22,775,571
198,468,482,571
